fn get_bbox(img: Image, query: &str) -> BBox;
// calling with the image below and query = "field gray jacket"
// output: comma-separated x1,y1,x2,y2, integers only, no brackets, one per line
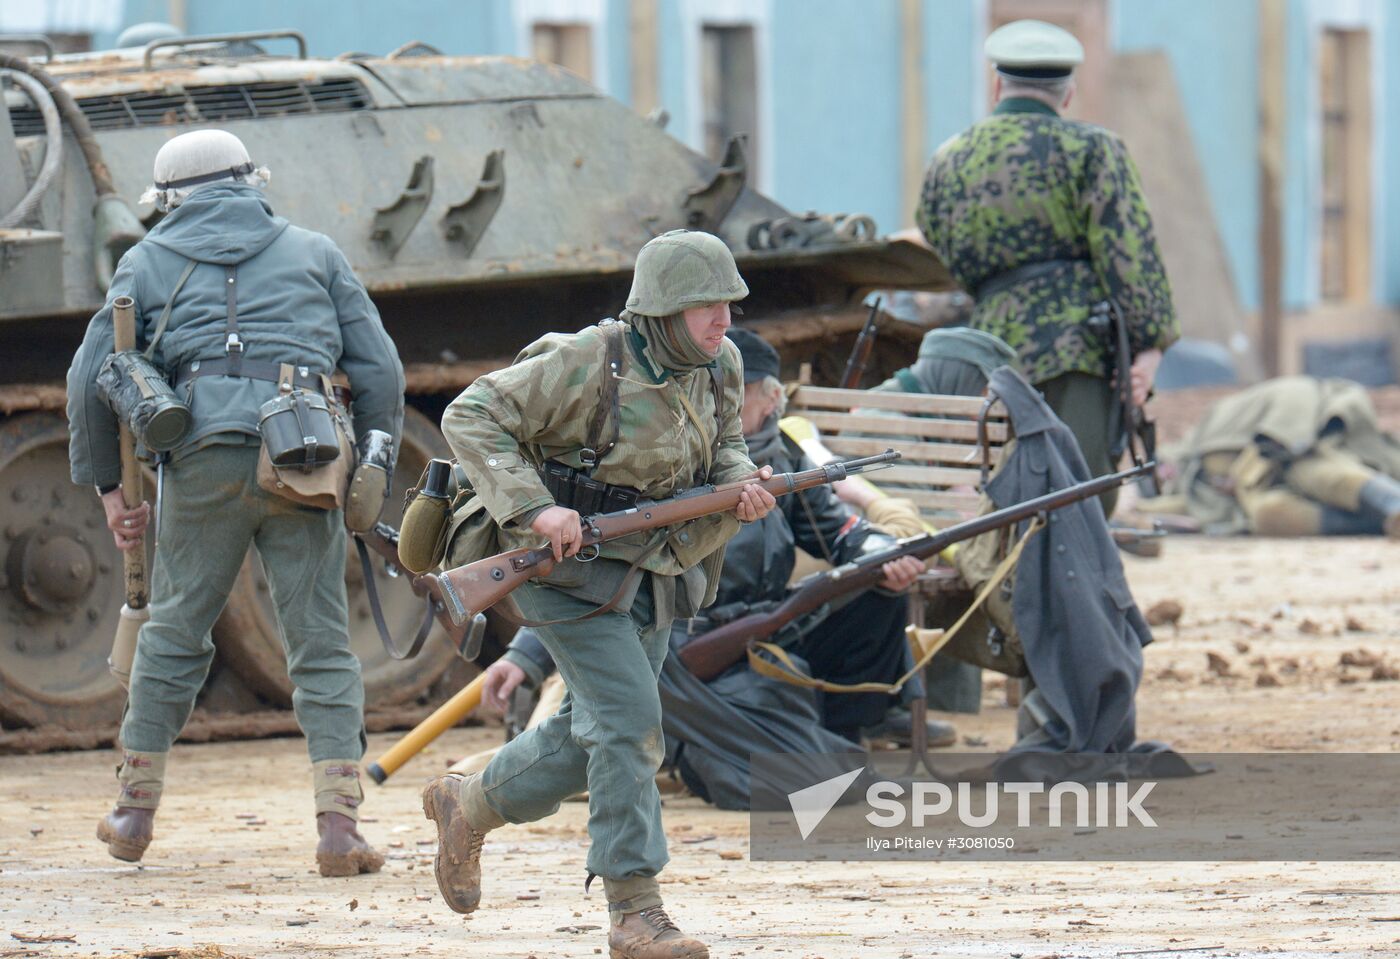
67,182,404,487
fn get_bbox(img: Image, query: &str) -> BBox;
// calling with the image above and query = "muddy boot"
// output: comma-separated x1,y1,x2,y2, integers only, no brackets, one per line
608,904,710,959
312,761,383,877
97,750,165,862
316,811,385,877
1358,476,1400,539
421,772,502,914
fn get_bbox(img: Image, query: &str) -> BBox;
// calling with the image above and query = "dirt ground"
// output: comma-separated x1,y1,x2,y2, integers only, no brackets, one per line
3,535,1399,959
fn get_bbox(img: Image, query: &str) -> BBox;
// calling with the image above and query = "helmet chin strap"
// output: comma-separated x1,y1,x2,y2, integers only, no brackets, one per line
154,161,256,190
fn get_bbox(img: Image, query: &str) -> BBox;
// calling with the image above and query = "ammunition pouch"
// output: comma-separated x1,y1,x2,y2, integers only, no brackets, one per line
344,429,394,533
538,459,641,515
95,351,193,453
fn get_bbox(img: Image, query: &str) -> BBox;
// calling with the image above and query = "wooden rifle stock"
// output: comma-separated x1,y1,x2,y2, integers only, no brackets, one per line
354,522,465,642
839,296,882,389
423,451,901,627
677,461,1156,681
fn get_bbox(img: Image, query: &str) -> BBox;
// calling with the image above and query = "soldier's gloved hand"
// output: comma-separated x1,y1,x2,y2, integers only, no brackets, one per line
531,505,583,561
482,659,527,714
101,487,150,552
734,466,777,523
1129,349,1163,407
878,554,925,593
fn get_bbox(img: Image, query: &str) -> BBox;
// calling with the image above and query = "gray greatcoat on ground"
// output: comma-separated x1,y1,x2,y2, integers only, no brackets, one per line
982,367,1153,753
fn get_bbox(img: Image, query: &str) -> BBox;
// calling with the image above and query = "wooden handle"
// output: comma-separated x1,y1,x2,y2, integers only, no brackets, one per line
112,296,148,610
366,672,487,783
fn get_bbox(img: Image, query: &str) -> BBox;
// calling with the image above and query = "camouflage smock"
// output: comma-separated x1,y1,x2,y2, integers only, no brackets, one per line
441,320,754,612
916,98,1178,385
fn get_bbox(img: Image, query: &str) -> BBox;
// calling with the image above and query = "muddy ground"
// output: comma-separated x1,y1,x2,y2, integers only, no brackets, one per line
3,534,1399,959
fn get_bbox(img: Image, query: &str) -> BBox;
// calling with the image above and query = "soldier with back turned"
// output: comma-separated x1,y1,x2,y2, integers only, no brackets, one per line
917,19,1179,516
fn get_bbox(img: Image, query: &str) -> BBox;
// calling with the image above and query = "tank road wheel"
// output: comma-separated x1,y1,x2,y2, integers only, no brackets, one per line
0,412,127,730
214,408,460,707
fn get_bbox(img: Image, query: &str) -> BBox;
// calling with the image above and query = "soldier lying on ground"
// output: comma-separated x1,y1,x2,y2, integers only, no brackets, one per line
1139,375,1400,538
481,328,945,811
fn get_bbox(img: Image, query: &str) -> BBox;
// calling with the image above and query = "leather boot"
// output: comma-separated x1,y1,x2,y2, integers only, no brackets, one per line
863,707,958,748
98,750,165,862
316,811,385,877
1358,476,1400,539
608,904,710,959
97,806,155,862
421,773,495,913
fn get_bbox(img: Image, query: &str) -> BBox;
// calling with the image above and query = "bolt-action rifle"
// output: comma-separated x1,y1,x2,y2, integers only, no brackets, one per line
677,461,1156,682
839,296,882,389
422,451,902,628
1088,299,1159,494
352,523,481,661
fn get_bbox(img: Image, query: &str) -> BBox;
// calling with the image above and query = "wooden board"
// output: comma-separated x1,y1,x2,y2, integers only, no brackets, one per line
822,434,1001,466
793,410,1010,443
790,386,999,418
1106,50,1258,379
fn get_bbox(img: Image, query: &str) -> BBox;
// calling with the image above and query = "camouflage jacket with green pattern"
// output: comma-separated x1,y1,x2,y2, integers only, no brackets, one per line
916,98,1179,385
441,320,754,580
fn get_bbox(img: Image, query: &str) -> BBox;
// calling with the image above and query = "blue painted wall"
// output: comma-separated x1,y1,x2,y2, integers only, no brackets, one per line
767,0,904,233
86,0,1399,309
922,0,980,155
98,0,512,58
1112,0,1260,310
1383,5,1400,305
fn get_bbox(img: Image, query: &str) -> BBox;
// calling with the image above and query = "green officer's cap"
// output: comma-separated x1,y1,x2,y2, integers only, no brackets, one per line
985,19,1083,78
626,229,749,317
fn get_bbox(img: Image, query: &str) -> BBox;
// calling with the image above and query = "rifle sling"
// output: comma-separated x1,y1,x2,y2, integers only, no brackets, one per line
746,515,1044,694
355,535,435,660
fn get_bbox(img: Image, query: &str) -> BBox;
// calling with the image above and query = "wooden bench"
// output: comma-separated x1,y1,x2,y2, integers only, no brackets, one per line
785,385,1007,525
785,384,1018,740
784,384,1010,646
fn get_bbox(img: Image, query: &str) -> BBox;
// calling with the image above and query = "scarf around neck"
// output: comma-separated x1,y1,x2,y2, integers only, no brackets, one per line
623,310,717,377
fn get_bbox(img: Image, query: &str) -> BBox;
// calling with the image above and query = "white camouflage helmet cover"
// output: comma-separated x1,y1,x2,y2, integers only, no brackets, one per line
141,129,270,211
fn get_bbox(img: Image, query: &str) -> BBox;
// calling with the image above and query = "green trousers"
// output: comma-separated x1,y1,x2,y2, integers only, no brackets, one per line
1039,372,1119,518
473,577,669,904
122,444,366,762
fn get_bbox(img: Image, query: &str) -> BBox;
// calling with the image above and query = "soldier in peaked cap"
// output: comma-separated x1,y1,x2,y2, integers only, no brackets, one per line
917,18,1179,516
422,230,774,959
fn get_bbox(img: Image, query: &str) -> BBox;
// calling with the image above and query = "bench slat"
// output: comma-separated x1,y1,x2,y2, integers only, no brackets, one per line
792,411,1010,443
822,435,1001,466
884,488,983,513
790,386,1004,417
867,464,984,487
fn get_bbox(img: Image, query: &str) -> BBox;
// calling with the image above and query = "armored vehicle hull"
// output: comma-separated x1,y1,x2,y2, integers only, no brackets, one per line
0,32,949,736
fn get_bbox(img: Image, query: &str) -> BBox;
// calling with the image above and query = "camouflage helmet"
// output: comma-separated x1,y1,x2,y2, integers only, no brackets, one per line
625,230,749,316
